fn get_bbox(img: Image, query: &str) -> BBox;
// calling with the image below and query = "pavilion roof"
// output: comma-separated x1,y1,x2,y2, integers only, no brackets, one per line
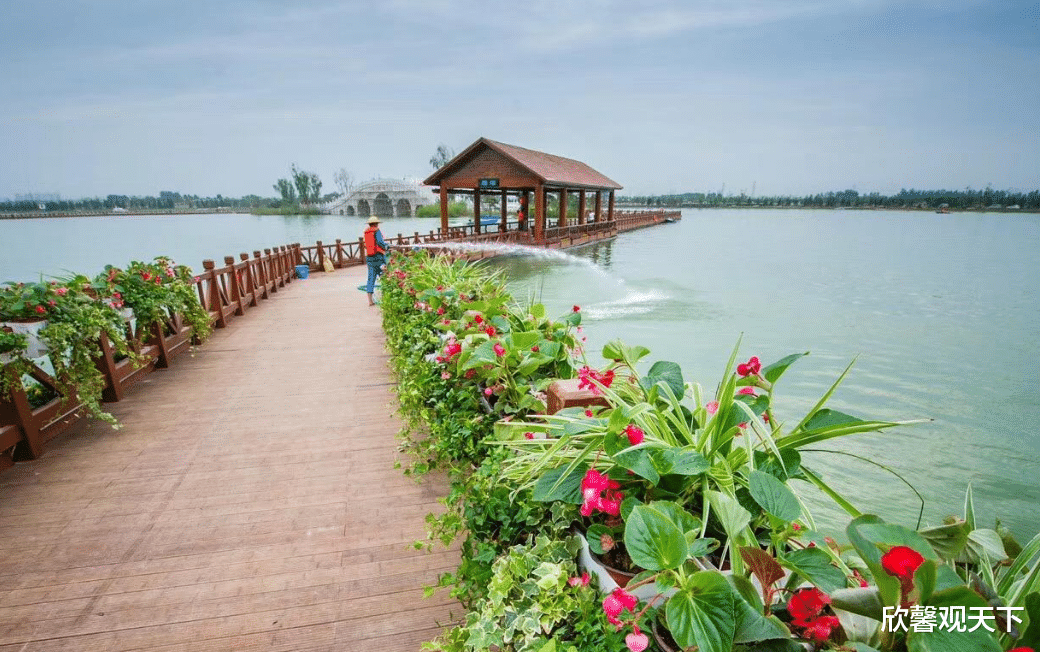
423,137,622,190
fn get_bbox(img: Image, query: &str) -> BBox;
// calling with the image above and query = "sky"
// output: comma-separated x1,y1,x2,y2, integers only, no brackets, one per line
1,0,1038,200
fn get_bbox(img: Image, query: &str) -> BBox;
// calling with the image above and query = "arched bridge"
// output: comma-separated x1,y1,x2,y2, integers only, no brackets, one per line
322,179,435,218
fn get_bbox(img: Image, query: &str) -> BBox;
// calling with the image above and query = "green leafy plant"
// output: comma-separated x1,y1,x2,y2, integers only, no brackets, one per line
422,535,628,652
95,257,211,343
1,278,137,424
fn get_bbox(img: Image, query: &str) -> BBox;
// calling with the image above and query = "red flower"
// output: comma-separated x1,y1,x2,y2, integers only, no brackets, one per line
531,345,539,352
737,356,761,377
1008,648,1036,652
474,314,483,324
436,307,445,315
524,432,534,440
787,588,830,623
624,424,644,445
584,409,593,417
577,366,615,395
881,545,925,595
485,326,497,337
573,305,580,312
737,386,756,395
800,615,840,643
493,343,506,357
35,305,47,314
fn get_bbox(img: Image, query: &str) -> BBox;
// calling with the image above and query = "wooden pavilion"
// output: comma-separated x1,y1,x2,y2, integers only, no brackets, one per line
423,138,623,242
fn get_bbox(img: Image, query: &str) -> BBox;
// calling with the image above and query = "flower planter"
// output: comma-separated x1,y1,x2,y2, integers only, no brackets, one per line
1,320,48,359
576,531,664,602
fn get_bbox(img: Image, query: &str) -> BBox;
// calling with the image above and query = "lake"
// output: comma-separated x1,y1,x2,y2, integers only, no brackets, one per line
489,208,1040,541
2,208,1038,540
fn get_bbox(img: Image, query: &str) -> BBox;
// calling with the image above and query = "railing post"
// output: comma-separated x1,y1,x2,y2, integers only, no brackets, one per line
241,253,259,306
359,237,366,264
335,239,344,268
254,251,269,298
203,260,227,328
316,241,325,271
225,256,245,317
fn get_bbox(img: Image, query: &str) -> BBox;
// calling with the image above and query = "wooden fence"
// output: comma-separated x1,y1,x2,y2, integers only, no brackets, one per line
0,245,299,471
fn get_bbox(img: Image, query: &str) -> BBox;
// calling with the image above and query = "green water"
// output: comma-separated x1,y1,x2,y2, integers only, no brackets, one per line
490,208,1040,542
2,209,1038,541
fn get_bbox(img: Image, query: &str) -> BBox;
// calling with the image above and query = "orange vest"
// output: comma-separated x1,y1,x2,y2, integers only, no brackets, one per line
364,227,385,256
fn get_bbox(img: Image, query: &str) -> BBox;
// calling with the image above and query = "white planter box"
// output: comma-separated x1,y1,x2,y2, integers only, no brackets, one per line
1,320,49,359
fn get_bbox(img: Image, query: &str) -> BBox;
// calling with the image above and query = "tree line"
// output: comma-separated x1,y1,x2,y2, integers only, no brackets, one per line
622,187,1040,210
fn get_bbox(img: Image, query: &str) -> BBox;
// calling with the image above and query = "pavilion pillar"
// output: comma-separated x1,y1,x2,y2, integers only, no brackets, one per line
500,189,508,231
534,182,545,242
474,188,482,235
439,186,449,234
559,189,569,227
608,189,616,222
578,190,587,225
594,191,603,222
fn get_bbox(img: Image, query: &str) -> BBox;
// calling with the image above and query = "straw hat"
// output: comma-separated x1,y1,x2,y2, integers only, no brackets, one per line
367,216,380,224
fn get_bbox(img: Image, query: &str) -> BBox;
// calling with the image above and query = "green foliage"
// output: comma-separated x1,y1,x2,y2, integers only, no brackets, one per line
416,201,472,218
0,277,138,423
425,535,627,652
95,257,211,342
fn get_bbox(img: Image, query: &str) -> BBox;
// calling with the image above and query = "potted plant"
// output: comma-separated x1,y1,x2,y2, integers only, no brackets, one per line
0,278,137,425
95,257,211,343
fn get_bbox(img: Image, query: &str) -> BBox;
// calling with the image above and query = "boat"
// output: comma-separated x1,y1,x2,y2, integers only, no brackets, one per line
479,215,501,226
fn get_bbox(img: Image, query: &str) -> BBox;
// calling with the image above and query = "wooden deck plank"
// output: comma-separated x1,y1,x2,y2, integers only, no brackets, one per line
0,267,460,651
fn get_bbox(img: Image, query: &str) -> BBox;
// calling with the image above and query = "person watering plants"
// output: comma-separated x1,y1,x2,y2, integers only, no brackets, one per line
363,216,387,306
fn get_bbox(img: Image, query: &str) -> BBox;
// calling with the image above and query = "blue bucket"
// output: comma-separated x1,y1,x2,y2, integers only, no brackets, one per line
295,264,310,279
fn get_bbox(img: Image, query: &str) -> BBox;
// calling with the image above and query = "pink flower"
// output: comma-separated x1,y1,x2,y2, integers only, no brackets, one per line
577,366,615,395
624,424,644,445
484,387,493,396
625,627,649,652
602,588,638,626
705,401,719,415
493,343,506,357
441,372,451,380
54,287,68,296
568,572,590,587
436,307,445,315
584,409,593,417
524,432,534,440
737,356,761,377
581,469,623,517
737,386,757,395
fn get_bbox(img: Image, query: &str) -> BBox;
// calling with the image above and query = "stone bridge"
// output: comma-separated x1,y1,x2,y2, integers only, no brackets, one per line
322,179,435,217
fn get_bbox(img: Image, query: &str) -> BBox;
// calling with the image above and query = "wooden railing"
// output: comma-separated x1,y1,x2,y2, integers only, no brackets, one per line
613,210,681,232
0,245,299,471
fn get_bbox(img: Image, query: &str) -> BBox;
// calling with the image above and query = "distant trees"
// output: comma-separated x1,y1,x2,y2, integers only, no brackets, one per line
333,168,354,198
430,144,455,170
619,187,1040,211
272,165,323,207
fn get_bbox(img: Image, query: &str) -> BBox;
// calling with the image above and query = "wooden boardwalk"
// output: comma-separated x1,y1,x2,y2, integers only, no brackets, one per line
0,266,461,651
